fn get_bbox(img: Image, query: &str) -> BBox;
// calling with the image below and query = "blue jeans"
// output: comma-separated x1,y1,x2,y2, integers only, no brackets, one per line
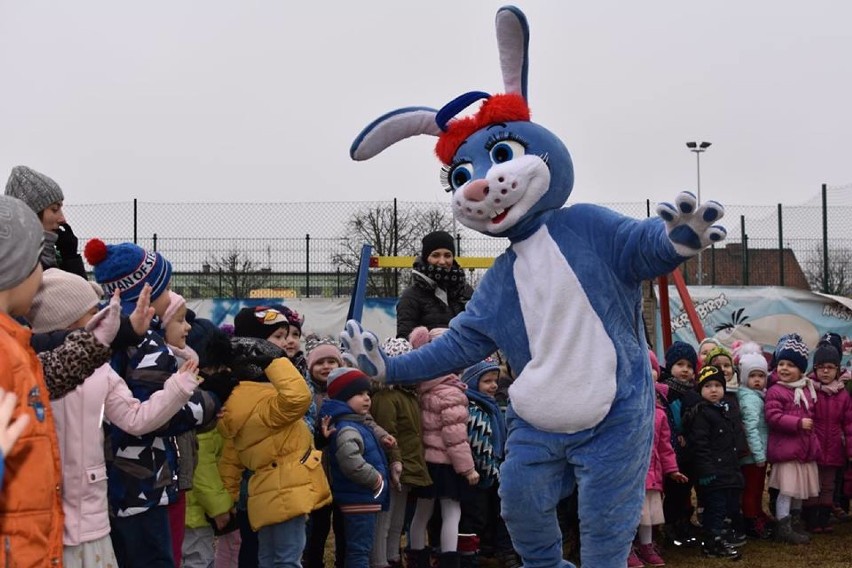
257,515,307,568
499,404,652,568
110,506,174,567
343,512,377,568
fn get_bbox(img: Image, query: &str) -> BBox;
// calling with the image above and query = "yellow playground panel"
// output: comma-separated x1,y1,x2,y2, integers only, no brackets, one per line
369,256,495,269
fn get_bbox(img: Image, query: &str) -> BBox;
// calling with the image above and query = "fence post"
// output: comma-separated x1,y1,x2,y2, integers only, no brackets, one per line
740,216,748,286
456,233,462,257
393,198,399,297
305,234,311,298
777,203,784,287
646,198,651,218
337,267,341,298
153,233,158,252
133,198,138,244
218,268,223,297
822,183,829,293
711,244,716,286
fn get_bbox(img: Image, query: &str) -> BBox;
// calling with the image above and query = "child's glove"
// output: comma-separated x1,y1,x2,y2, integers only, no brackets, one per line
390,461,403,492
228,337,285,379
198,370,238,406
85,290,121,347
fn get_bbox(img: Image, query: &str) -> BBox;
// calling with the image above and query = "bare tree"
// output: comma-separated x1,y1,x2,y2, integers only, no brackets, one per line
803,246,852,296
332,202,452,297
206,250,271,299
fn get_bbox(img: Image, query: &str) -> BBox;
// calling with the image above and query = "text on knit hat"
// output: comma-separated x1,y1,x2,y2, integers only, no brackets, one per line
84,239,172,304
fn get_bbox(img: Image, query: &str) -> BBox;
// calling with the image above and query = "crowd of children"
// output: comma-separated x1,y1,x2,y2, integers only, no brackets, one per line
2,167,852,568
636,333,852,565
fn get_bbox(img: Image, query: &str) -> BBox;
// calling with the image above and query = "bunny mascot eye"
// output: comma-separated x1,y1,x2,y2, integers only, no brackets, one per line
344,6,726,567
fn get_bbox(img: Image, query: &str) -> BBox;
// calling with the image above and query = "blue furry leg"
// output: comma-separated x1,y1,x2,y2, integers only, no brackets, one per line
499,404,652,568
499,407,575,568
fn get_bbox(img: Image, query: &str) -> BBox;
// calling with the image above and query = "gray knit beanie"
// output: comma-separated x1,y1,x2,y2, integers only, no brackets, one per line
28,268,104,333
0,195,44,290
5,166,65,214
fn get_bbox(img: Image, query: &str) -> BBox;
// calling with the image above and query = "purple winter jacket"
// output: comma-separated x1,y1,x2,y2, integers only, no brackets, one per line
809,376,852,467
765,381,822,464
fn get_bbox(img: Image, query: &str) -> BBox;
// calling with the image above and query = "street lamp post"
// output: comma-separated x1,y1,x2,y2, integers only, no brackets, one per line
686,141,711,285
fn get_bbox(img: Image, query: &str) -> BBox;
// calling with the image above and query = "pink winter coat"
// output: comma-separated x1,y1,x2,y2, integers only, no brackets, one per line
810,380,852,467
52,363,197,546
646,384,678,491
765,381,822,464
417,374,475,475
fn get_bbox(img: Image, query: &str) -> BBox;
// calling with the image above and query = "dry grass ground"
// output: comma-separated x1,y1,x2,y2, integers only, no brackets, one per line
660,519,852,568
323,520,852,568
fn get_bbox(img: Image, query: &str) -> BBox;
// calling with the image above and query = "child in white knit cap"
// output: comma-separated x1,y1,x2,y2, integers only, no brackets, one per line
736,349,772,539
27,268,201,568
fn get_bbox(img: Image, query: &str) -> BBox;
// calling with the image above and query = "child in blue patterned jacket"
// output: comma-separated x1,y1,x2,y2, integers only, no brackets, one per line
459,357,514,568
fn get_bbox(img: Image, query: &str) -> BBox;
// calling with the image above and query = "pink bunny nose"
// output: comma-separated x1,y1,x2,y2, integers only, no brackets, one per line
463,179,490,202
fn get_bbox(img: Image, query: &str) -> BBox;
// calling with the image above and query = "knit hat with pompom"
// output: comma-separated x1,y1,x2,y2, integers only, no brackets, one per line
84,239,172,304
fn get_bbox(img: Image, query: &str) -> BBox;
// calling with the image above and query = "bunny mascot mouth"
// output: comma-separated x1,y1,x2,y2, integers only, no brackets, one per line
346,6,726,567
450,155,550,234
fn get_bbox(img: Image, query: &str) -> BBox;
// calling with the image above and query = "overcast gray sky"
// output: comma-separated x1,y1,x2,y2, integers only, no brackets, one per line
2,1,851,210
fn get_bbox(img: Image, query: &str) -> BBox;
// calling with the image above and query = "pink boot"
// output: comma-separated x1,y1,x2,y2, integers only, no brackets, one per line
627,546,644,568
635,543,665,567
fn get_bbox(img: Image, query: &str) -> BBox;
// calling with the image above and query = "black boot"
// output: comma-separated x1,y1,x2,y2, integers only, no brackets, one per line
439,552,461,568
801,507,818,533
405,548,432,568
775,516,810,545
702,536,742,559
819,505,835,533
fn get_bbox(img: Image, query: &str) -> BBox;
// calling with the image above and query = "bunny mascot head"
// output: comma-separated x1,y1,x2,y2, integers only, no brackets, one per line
344,7,725,567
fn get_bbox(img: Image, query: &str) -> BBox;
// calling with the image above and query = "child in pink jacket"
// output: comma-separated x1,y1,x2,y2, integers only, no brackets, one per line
407,327,479,568
27,269,201,568
628,361,688,567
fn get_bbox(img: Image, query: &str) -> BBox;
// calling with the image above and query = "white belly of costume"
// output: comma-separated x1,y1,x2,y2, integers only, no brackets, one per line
509,226,618,433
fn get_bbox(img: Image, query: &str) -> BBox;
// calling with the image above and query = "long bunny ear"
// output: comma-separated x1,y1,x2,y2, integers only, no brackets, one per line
350,107,441,161
495,6,530,100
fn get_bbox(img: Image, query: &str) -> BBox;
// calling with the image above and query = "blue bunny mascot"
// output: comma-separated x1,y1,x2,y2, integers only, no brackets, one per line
344,7,725,568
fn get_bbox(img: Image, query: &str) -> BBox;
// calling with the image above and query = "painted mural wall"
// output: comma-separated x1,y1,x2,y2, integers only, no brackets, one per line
655,285,852,364
189,297,399,342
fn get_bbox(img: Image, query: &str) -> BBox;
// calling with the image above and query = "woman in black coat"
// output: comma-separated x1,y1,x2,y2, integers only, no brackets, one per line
396,230,473,339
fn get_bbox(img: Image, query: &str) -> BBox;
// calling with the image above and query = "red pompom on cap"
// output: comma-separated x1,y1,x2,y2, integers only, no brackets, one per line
84,238,108,266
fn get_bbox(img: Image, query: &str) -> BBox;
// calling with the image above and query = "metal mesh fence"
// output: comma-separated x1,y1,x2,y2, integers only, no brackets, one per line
63,184,852,298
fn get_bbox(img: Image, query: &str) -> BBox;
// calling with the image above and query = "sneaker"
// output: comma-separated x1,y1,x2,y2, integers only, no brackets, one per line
722,530,747,547
627,546,644,568
702,537,742,560
635,543,665,567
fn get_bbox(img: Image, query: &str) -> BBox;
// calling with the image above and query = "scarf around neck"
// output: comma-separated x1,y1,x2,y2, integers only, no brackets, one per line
778,377,817,410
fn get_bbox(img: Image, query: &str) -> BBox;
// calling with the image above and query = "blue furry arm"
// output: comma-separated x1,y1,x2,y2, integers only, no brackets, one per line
386,280,501,383
564,205,686,283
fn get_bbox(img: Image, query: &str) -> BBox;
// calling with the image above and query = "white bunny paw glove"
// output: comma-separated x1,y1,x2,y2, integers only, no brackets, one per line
656,191,726,257
339,320,387,381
